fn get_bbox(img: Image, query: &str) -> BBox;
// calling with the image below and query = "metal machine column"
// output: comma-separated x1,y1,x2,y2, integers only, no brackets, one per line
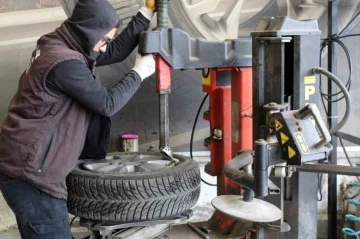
327,1,339,237
231,68,253,155
252,17,321,238
203,69,235,196
156,0,173,158
202,67,252,196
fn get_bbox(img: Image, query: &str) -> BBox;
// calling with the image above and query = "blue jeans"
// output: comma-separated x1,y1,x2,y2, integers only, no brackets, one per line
0,172,72,239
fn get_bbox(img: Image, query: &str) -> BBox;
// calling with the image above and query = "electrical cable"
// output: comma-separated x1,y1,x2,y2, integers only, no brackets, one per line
70,216,78,239
70,216,77,226
317,34,354,202
317,173,323,201
313,67,351,134
190,93,217,187
319,37,352,102
317,34,359,205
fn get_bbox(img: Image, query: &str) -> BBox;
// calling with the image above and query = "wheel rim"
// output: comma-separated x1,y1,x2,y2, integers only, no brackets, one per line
169,0,330,40
172,0,274,39
63,0,359,40
83,154,175,174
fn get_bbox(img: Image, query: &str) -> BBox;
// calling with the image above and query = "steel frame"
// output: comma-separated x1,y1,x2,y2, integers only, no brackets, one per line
326,2,360,238
251,16,321,238
327,2,338,237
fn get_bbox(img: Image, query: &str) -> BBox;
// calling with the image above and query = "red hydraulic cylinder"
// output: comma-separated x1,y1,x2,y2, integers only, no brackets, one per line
201,69,233,195
202,68,253,196
155,55,171,93
231,68,253,155
155,55,172,154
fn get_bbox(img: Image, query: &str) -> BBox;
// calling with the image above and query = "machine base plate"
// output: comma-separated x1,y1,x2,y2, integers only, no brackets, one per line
212,195,282,223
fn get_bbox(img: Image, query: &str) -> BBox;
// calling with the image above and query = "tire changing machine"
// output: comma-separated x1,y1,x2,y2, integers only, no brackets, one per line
79,1,360,238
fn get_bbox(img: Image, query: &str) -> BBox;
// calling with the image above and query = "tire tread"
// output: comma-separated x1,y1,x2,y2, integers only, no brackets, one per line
66,156,201,222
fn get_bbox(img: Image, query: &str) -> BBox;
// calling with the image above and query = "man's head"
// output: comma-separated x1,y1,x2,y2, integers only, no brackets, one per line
93,28,116,53
64,0,120,55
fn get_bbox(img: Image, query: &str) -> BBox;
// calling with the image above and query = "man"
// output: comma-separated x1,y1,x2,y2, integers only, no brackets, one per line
0,0,156,238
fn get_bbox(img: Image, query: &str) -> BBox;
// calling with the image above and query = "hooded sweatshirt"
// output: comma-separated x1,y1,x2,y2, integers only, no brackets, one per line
0,0,151,199
46,1,151,159
47,0,151,116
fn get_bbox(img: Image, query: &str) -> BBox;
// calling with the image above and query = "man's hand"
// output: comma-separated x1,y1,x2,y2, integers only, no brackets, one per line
146,0,156,13
132,54,155,81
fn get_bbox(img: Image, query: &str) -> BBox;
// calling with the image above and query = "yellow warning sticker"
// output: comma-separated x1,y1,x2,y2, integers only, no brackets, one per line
202,74,211,86
304,75,316,85
275,120,283,131
280,132,289,145
288,146,297,159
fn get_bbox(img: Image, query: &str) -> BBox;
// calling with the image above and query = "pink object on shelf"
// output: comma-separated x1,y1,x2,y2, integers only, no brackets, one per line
122,134,139,140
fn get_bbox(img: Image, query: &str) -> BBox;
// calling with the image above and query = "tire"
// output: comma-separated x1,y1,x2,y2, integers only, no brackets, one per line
62,0,360,40
62,0,145,28
66,153,201,222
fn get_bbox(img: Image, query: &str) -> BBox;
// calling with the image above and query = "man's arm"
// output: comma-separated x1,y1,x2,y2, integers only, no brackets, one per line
46,60,142,117
96,8,152,67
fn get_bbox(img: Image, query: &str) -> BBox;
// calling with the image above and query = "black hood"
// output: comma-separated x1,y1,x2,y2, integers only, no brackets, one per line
64,0,120,55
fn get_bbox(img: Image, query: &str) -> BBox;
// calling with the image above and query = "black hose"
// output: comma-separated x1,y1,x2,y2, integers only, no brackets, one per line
190,93,217,186
313,67,351,134
317,173,323,201
318,34,355,203
319,38,352,102
70,216,78,239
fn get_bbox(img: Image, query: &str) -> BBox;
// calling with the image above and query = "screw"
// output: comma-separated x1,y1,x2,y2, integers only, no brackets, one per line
298,127,302,131
213,129,222,139
296,122,300,126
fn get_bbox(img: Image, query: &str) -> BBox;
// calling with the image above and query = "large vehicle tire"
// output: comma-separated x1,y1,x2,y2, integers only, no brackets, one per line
62,0,360,41
66,153,201,222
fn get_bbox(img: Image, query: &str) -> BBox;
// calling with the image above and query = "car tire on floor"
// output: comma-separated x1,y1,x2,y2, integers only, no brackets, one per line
66,153,201,222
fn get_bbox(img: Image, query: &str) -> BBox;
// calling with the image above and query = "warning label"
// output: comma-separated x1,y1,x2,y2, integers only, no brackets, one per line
288,146,297,159
280,132,289,145
274,120,283,131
